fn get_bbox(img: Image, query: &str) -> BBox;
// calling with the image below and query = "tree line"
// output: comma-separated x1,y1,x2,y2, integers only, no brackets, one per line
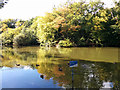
0,0,120,47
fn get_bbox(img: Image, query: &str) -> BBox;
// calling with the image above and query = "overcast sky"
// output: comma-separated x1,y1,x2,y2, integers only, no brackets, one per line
0,0,118,20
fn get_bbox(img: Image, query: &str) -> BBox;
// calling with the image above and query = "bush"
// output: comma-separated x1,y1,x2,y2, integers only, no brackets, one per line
0,30,15,46
13,30,38,46
58,39,74,47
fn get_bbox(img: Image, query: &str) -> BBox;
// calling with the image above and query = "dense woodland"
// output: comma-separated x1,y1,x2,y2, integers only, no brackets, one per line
0,0,120,47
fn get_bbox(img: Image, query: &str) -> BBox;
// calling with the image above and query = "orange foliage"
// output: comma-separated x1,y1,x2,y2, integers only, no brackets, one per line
53,25,60,29
68,25,81,31
53,66,65,77
60,30,66,33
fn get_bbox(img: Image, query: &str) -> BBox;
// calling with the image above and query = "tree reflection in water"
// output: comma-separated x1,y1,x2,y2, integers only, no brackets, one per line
1,47,120,89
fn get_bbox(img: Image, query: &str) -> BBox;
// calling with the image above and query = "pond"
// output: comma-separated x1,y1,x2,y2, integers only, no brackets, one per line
0,46,120,89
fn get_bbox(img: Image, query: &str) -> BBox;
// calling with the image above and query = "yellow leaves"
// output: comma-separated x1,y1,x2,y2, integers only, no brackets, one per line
68,25,81,31
43,13,56,23
2,19,12,23
93,15,107,24
53,16,65,25
75,25,81,29
99,18,104,21
100,10,107,17
53,25,60,29
99,10,108,22
61,23,69,30
93,10,108,24
1,23,8,31
94,25,102,30
69,25,76,31
15,21,23,27
2,23,8,28
87,22,91,25
93,13,107,30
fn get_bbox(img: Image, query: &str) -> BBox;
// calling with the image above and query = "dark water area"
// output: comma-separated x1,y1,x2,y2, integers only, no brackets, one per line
0,47,120,89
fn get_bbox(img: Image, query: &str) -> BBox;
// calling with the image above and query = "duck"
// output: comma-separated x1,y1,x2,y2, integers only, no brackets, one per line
58,67,62,71
40,75,44,79
36,64,40,66
16,64,20,66
0,55,4,58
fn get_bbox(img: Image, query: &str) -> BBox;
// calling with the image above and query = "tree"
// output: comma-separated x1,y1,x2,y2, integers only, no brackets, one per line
0,0,9,9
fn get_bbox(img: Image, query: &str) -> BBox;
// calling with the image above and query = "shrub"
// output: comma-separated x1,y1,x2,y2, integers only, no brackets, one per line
0,29,15,46
13,30,38,46
58,39,74,47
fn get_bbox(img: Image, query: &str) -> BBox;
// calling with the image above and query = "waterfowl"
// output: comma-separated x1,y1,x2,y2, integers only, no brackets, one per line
58,67,62,71
0,55,4,58
40,75,44,79
16,64,20,66
36,64,40,66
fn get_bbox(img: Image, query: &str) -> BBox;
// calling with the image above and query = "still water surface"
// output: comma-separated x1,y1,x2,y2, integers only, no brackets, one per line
0,47,120,89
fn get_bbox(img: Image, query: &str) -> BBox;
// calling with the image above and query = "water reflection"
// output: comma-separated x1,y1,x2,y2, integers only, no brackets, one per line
0,47,120,89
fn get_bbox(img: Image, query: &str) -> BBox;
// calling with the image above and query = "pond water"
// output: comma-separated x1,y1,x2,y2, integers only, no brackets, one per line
0,47,120,89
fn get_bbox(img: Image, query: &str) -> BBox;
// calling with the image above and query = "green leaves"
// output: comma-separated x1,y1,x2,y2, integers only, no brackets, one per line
0,0,9,9
1,0,120,47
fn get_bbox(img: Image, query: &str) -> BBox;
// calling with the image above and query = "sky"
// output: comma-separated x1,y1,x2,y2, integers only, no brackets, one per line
0,0,118,20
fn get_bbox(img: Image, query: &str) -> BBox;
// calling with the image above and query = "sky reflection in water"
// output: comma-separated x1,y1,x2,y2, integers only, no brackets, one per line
0,47,120,89
2,67,60,88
